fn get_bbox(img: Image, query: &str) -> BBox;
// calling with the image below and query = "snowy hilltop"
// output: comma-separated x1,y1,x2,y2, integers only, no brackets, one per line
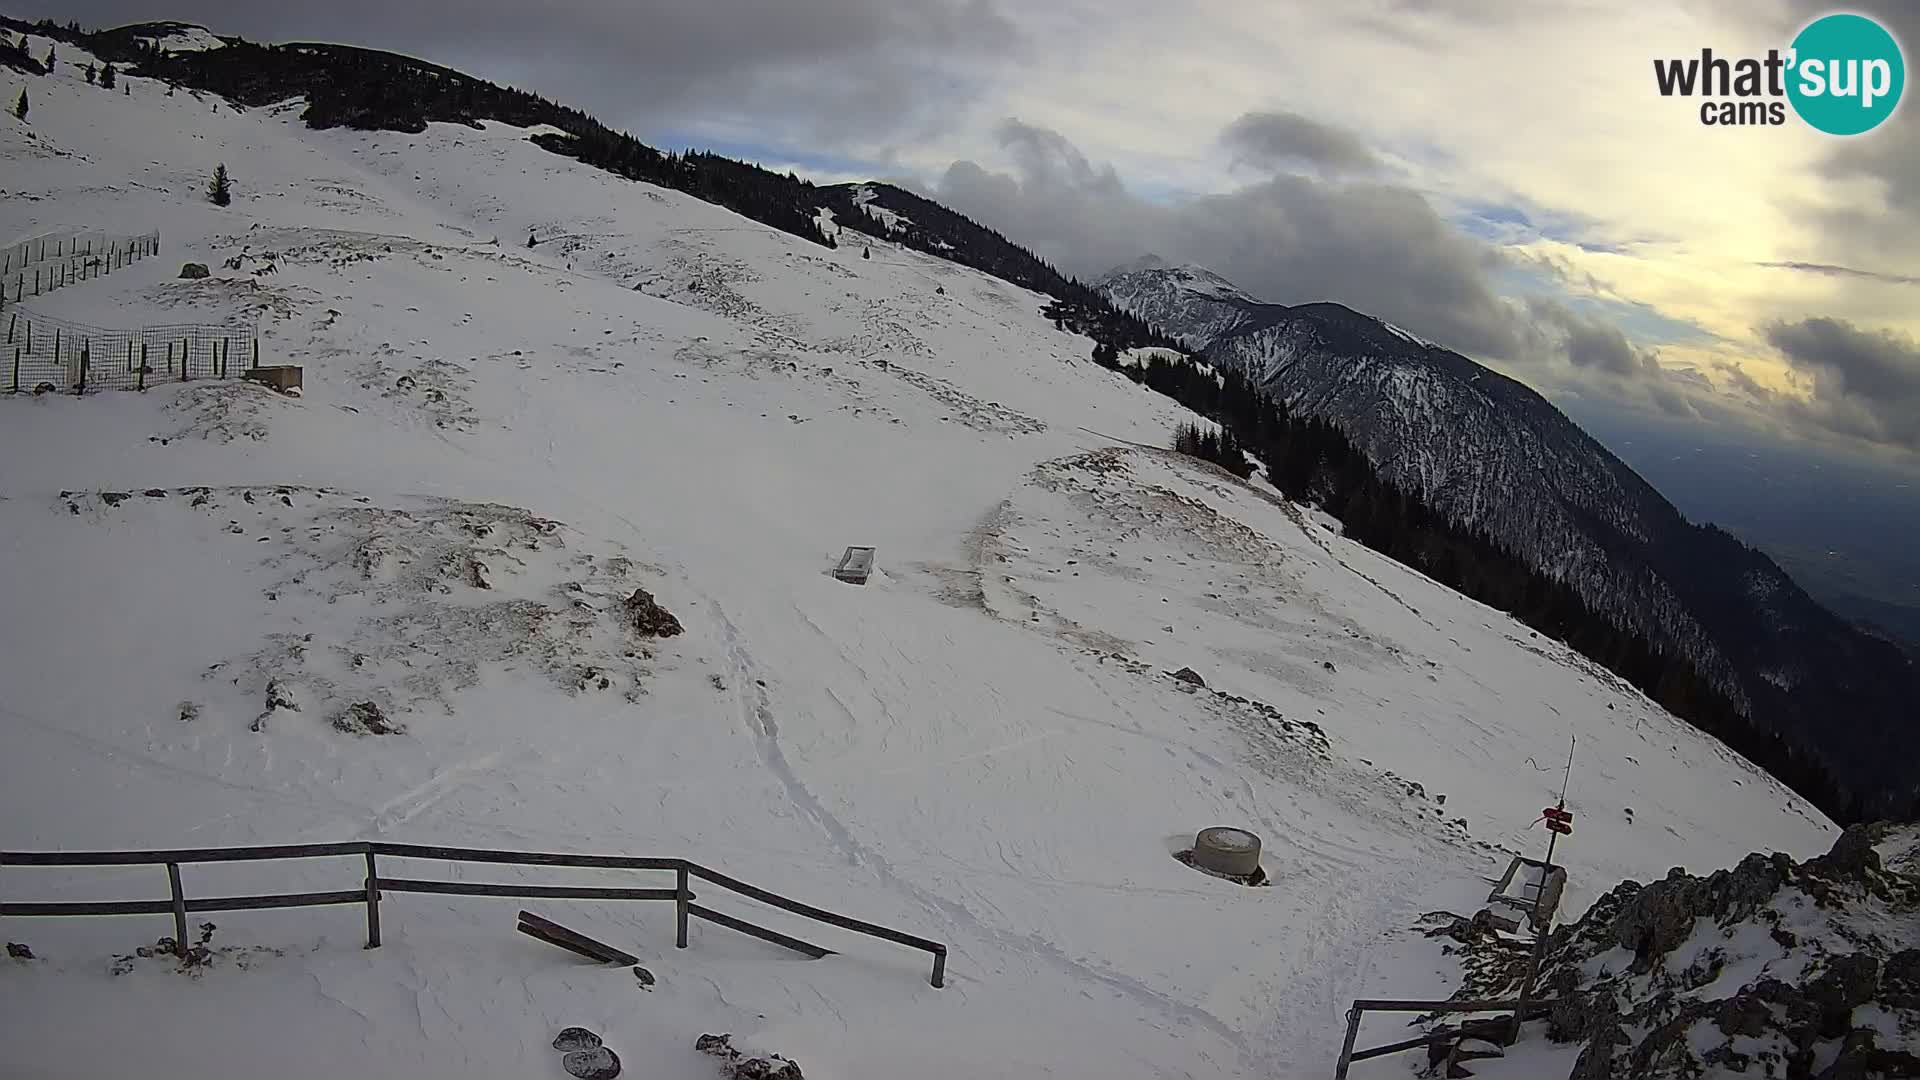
0,19,1845,1080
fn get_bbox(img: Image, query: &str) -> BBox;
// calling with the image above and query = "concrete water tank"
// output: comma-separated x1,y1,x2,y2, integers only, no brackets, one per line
1192,827,1262,877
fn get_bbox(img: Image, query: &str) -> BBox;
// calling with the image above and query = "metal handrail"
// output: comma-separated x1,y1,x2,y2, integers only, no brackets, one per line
0,841,946,986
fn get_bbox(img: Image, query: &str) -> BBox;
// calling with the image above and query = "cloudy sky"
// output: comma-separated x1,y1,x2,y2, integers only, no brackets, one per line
32,0,1920,469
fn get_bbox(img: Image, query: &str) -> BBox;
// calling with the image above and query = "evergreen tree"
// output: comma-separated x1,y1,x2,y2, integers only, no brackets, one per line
99,63,115,90
12,87,25,121
84,61,95,84
207,163,232,206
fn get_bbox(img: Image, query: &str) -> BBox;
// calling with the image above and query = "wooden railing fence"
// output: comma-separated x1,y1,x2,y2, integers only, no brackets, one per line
0,840,947,987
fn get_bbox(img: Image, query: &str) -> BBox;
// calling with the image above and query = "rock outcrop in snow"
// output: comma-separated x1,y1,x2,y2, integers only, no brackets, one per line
1443,825,1920,1078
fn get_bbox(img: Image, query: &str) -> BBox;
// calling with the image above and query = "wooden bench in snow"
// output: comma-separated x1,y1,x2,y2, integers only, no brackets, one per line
833,546,876,585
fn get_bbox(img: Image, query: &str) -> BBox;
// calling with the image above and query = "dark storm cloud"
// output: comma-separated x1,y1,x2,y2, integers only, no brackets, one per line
1765,317,1920,450
1219,111,1381,175
931,117,1531,362
1564,319,1658,378
32,0,1018,141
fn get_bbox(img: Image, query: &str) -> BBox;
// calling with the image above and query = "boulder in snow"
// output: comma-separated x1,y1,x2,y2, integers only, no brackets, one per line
621,588,682,638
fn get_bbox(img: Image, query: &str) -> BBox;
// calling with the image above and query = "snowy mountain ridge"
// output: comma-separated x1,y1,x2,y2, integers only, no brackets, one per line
0,23,1846,1080
1096,262,1920,820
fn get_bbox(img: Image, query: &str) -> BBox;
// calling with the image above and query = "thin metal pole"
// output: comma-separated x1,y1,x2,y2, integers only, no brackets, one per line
675,864,689,948
166,863,190,958
364,851,381,948
930,945,946,989
1334,1004,1363,1080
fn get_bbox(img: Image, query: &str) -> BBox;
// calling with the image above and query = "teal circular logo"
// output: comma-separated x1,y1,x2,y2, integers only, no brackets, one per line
1787,13,1905,135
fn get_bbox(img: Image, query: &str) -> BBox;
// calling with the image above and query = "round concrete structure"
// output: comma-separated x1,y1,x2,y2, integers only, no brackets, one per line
1192,827,1262,877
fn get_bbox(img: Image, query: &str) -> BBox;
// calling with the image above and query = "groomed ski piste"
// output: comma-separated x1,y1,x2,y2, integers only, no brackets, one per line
0,30,1836,1079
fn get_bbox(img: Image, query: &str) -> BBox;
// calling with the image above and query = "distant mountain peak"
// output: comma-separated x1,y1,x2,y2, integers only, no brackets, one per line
1098,259,1256,304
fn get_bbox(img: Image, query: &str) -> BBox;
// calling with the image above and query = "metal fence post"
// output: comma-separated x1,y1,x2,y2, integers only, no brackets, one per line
166,863,190,959
675,864,690,948
364,851,382,948
931,945,947,989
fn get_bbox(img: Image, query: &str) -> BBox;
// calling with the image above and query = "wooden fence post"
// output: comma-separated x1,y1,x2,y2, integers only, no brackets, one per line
931,945,947,989
251,337,259,370
364,851,382,948
137,343,147,391
1333,1004,1363,1080
10,348,18,393
166,863,190,959
77,343,88,395
675,864,690,948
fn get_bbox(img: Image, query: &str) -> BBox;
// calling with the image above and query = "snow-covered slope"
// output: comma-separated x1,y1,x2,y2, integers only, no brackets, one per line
0,35,1836,1080
1096,264,1920,820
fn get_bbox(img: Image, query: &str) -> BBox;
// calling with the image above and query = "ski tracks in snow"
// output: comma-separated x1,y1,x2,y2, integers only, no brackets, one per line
707,600,1262,1068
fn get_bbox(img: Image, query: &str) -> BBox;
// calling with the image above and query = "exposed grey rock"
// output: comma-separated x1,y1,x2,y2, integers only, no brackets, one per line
1806,953,1880,1036
1170,666,1206,687
178,263,209,279
622,588,683,638
1432,824,1919,1080
334,700,397,736
552,1028,602,1053
561,1047,620,1080
6,942,32,960
1882,948,1920,1010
